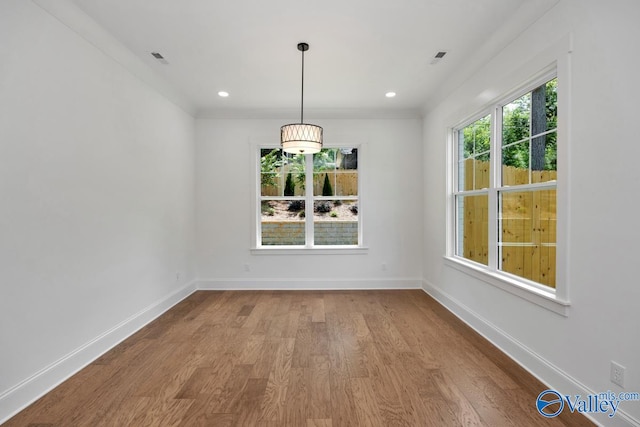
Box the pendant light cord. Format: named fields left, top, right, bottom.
left=300, top=47, right=305, bottom=124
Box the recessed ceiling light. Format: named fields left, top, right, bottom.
left=385, top=92, right=396, bottom=98
left=218, top=91, right=229, bottom=97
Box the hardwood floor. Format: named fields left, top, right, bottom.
left=6, top=290, right=592, bottom=426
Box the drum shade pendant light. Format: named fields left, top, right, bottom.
left=280, top=43, right=323, bottom=154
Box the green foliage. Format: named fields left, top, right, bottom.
left=501, top=94, right=529, bottom=169
left=288, top=154, right=306, bottom=189
left=261, top=201, right=275, bottom=216
left=322, top=173, right=333, bottom=196
left=313, top=150, right=334, bottom=171
left=461, top=115, right=491, bottom=159
left=330, top=211, right=338, bottom=218
left=284, top=173, right=295, bottom=196
left=260, top=149, right=282, bottom=188
left=543, top=78, right=558, bottom=171
left=261, top=149, right=307, bottom=192
left=501, top=78, right=557, bottom=171
left=463, top=78, right=557, bottom=172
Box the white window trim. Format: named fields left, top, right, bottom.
left=250, top=247, right=368, bottom=255
left=251, top=142, right=367, bottom=254
left=444, top=34, right=572, bottom=316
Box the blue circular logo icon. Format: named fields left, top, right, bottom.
left=536, top=390, right=564, bottom=417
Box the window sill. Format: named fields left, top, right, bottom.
left=443, top=255, right=570, bottom=316
left=251, top=246, right=369, bottom=255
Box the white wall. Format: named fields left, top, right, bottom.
left=423, top=0, right=640, bottom=424
left=0, top=1, right=196, bottom=420
left=6, top=0, right=639, bottom=424
left=196, top=118, right=423, bottom=287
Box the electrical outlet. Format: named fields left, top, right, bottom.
left=610, top=361, right=625, bottom=387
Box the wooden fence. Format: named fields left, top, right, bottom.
left=462, top=159, right=557, bottom=287
left=262, top=170, right=358, bottom=197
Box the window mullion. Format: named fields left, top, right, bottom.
left=488, top=105, right=501, bottom=271
left=305, top=154, right=314, bottom=248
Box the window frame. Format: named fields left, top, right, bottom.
left=445, top=61, right=570, bottom=316
left=251, top=143, right=367, bottom=255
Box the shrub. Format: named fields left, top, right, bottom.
left=266, top=207, right=275, bottom=216
left=330, top=211, right=338, bottom=218
left=287, top=200, right=303, bottom=212
left=333, top=200, right=342, bottom=206
left=298, top=211, right=305, bottom=218
left=261, top=201, right=273, bottom=214
left=322, top=173, right=333, bottom=196
left=350, top=204, right=358, bottom=215
left=315, top=201, right=331, bottom=213
left=284, top=172, right=295, bottom=196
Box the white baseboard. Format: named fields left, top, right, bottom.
left=0, top=281, right=197, bottom=425
left=197, top=277, right=422, bottom=291
left=422, top=279, right=640, bottom=427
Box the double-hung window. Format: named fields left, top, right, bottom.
left=258, top=147, right=360, bottom=248
left=452, top=73, right=559, bottom=292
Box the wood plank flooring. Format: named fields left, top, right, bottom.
left=5, top=290, right=592, bottom=426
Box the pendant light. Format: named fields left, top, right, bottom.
left=280, top=42, right=323, bottom=154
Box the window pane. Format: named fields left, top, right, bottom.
left=261, top=172, right=280, bottom=196
left=314, top=148, right=358, bottom=196
left=456, top=194, right=488, bottom=265
left=499, top=189, right=556, bottom=287
left=459, top=158, right=490, bottom=191
left=314, top=172, right=358, bottom=197
left=457, top=115, right=490, bottom=191
left=459, top=115, right=490, bottom=159
left=313, top=200, right=358, bottom=245
left=282, top=173, right=304, bottom=196
left=261, top=200, right=305, bottom=245
left=502, top=77, right=558, bottom=186
left=502, top=93, right=531, bottom=146
left=260, top=149, right=305, bottom=197
left=502, top=141, right=529, bottom=186
left=313, top=148, right=337, bottom=196
left=532, top=132, right=557, bottom=184
left=260, top=148, right=282, bottom=196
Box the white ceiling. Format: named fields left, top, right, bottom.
left=65, top=0, right=558, bottom=117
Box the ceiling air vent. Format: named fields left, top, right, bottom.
left=151, top=52, right=169, bottom=64
left=430, top=51, right=448, bottom=65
